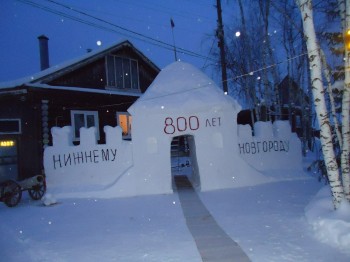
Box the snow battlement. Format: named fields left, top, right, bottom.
left=238, top=120, right=297, bottom=140
left=237, top=120, right=302, bottom=171
left=44, top=126, right=133, bottom=192
left=51, top=125, right=124, bottom=147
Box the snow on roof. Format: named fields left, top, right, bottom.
left=0, top=44, right=111, bottom=89
left=129, top=61, right=240, bottom=114
left=25, top=83, right=142, bottom=97
left=0, top=39, right=159, bottom=90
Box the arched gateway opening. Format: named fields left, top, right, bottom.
left=171, top=135, right=200, bottom=190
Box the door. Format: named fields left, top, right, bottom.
left=171, top=135, right=200, bottom=189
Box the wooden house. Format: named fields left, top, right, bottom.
left=237, top=76, right=312, bottom=150
left=278, top=76, right=311, bottom=138
left=238, top=76, right=310, bottom=131
left=0, top=37, right=160, bottom=182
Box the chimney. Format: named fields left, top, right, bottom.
left=38, top=35, right=50, bottom=71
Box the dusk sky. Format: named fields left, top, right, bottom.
left=0, top=0, right=236, bottom=83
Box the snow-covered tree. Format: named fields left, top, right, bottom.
left=296, top=0, right=345, bottom=208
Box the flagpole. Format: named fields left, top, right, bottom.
left=170, top=18, right=178, bottom=61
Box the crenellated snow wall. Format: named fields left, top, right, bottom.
left=238, top=120, right=302, bottom=171
left=43, top=126, right=133, bottom=194
left=43, top=120, right=302, bottom=197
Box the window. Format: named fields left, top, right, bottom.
left=106, top=56, right=140, bottom=91
left=0, top=119, right=21, bottom=134
left=70, top=111, right=99, bottom=141
left=116, top=112, right=132, bottom=139
left=295, top=115, right=302, bottom=128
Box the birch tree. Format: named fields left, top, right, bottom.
left=338, top=0, right=350, bottom=201
left=296, top=0, right=345, bottom=208
left=320, top=49, right=343, bottom=147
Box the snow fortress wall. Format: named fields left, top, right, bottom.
left=43, top=126, right=133, bottom=193
left=238, top=120, right=302, bottom=171
left=43, top=120, right=301, bottom=197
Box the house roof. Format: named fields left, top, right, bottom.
left=278, top=75, right=310, bottom=104
left=0, top=40, right=159, bottom=96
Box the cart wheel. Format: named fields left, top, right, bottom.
left=4, top=180, right=22, bottom=207
left=28, top=183, right=46, bottom=200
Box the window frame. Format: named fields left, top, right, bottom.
left=105, top=55, right=140, bottom=91
left=70, top=110, right=100, bottom=141
left=0, top=119, right=21, bottom=134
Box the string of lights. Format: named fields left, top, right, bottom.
left=63, top=51, right=310, bottom=111
left=226, top=51, right=309, bottom=82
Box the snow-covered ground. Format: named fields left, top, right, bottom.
left=1, top=162, right=349, bottom=261
left=201, top=179, right=350, bottom=261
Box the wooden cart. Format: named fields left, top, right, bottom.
left=0, top=175, right=46, bottom=207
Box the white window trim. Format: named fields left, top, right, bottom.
left=105, top=56, right=140, bottom=91
left=70, top=110, right=100, bottom=141
left=116, top=112, right=132, bottom=139
left=0, top=119, right=21, bottom=134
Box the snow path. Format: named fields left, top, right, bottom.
left=177, top=178, right=250, bottom=261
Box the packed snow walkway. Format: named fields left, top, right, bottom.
left=175, top=175, right=251, bottom=261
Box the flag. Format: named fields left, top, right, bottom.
left=170, top=18, right=175, bottom=28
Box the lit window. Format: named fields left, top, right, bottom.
left=106, top=56, right=140, bottom=91
left=70, top=110, right=99, bottom=141
left=116, top=112, right=132, bottom=139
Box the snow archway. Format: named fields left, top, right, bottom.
left=170, top=135, right=200, bottom=190
left=124, top=61, right=267, bottom=195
